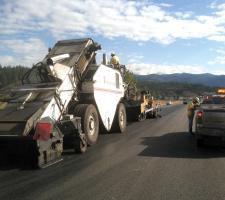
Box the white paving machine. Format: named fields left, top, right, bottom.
left=0, top=38, right=127, bottom=168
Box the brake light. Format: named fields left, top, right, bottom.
left=196, top=111, right=203, bottom=118
left=34, top=122, right=53, bottom=141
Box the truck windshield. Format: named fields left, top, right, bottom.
left=202, top=96, right=225, bottom=104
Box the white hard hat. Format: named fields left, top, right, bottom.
left=193, top=97, right=200, bottom=103
left=111, top=52, right=115, bottom=56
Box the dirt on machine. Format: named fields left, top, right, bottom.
left=0, top=38, right=160, bottom=168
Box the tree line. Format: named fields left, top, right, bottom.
left=0, top=65, right=29, bottom=89
left=0, top=65, right=138, bottom=89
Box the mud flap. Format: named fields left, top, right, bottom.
left=37, top=139, right=63, bottom=168
left=33, top=117, right=64, bottom=168
left=58, top=117, right=87, bottom=153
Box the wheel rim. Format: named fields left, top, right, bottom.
left=138, top=114, right=142, bottom=121
left=119, top=110, right=125, bottom=127
left=88, top=114, right=95, bottom=136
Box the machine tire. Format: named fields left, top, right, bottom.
left=112, top=103, right=127, bottom=133
left=74, top=104, right=99, bottom=146
left=152, top=110, right=157, bottom=118
left=197, top=138, right=204, bottom=147
left=138, top=112, right=146, bottom=121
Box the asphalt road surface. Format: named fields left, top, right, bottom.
left=1, top=104, right=225, bottom=200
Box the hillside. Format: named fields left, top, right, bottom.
left=135, top=73, right=225, bottom=87
left=137, top=80, right=215, bottom=99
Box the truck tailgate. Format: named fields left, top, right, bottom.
left=202, top=107, right=225, bottom=129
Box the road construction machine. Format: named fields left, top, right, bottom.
left=125, top=88, right=160, bottom=121
left=0, top=38, right=127, bottom=168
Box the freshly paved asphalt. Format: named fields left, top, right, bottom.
left=1, top=104, right=225, bottom=200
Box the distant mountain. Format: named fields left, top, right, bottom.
left=135, top=73, right=225, bottom=87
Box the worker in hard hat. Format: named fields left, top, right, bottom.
left=110, top=52, right=120, bottom=69
left=187, top=97, right=200, bottom=134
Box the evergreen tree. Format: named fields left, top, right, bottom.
left=0, top=65, right=29, bottom=89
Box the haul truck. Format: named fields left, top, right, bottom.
left=0, top=38, right=127, bottom=168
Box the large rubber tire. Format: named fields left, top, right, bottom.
left=112, top=103, right=127, bottom=133
left=197, top=138, right=204, bottom=148
left=74, top=104, right=99, bottom=146
left=138, top=112, right=146, bottom=122
left=152, top=110, right=157, bottom=118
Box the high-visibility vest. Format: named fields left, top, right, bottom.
left=110, top=55, right=120, bottom=67
left=187, top=102, right=198, bottom=118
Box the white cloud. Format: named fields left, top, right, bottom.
left=127, top=62, right=210, bottom=75
left=208, top=47, right=225, bottom=65
left=0, top=38, right=48, bottom=66
left=174, top=11, right=193, bottom=19
left=1, top=0, right=225, bottom=44
left=208, top=35, right=225, bottom=42
left=2, top=0, right=225, bottom=72
left=158, top=3, right=173, bottom=8
left=127, top=54, right=144, bottom=63
left=0, top=56, right=15, bottom=66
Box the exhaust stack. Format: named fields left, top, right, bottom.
left=102, top=53, right=107, bottom=65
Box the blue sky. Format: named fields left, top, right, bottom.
left=1, top=0, right=225, bottom=75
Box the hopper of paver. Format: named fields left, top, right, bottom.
left=46, top=38, right=100, bottom=76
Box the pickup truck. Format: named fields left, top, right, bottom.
left=194, top=94, right=225, bottom=146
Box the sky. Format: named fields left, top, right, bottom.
left=1, top=0, right=225, bottom=75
